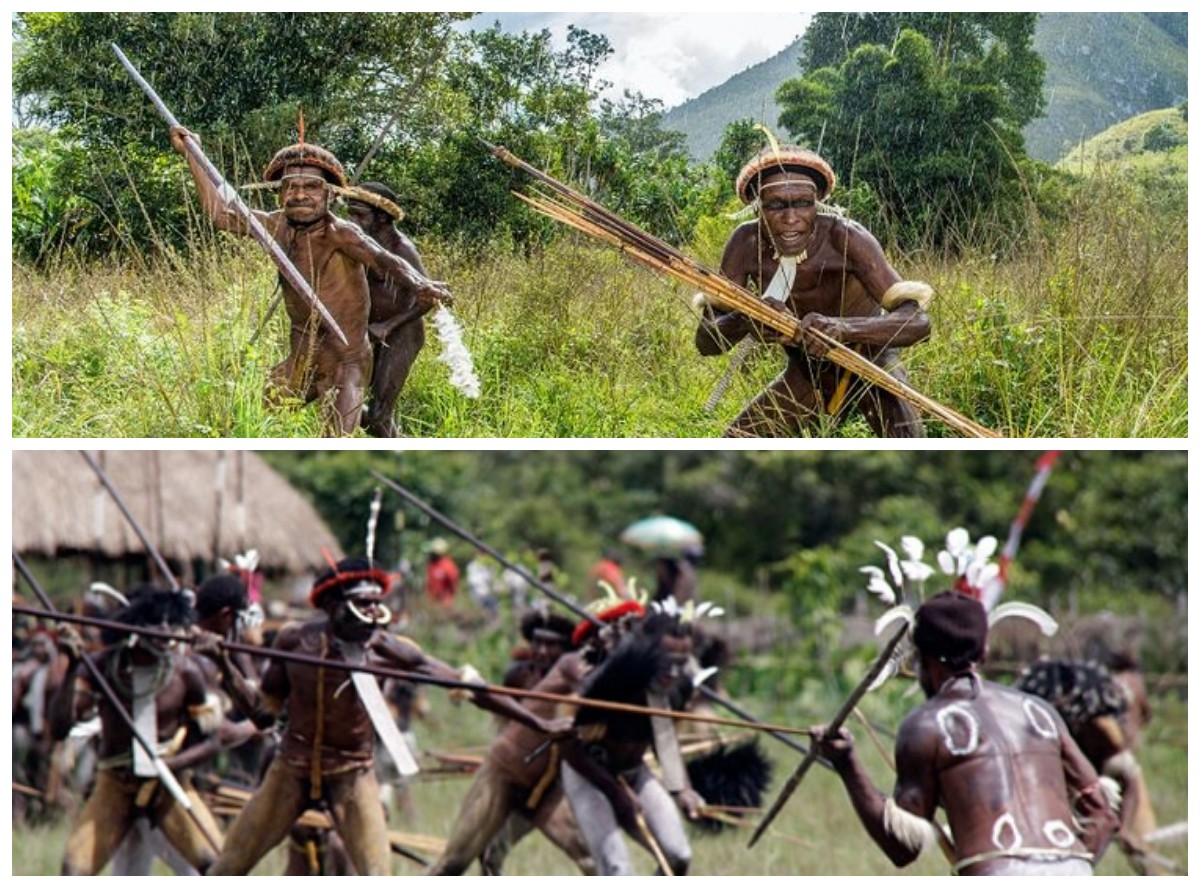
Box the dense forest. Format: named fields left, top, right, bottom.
left=260, top=449, right=1186, bottom=622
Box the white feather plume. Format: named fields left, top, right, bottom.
left=431, top=306, right=481, bottom=398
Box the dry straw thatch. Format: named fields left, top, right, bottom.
left=12, top=451, right=342, bottom=575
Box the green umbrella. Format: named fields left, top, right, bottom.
left=620, top=516, right=704, bottom=556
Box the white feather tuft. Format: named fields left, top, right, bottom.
left=899, top=536, right=925, bottom=562
left=874, top=605, right=914, bottom=638
left=988, top=602, right=1058, bottom=636
left=431, top=306, right=481, bottom=398
left=875, top=541, right=904, bottom=587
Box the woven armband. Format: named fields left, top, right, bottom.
left=882, top=797, right=938, bottom=853
left=1078, top=778, right=1122, bottom=815
left=693, top=291, right=737, bottom=312
left=881, top=280, right=934, bottom=311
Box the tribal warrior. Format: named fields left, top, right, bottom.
left=171, top=130, right=452, bottom=435
left=50, top=589, right=224, bottom=875
left=696, top=145, right=931, bottom=437
left=813, top=591, right=1119, bottom=875
left=345, top=182, right=436, bottom=438
left=209, top=558, right=567, bottom=875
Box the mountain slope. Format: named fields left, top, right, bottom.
left=1026, top=13, right=1187, bottom=161
left=661, top=40, right=802, bottom=161
left=662, top=13, right=1187, bottom=164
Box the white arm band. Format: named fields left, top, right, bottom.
left=883, top=796, right=939, bottom=853
left=881, top=280, right=934, bottom=311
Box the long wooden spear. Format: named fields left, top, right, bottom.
left=11, top=602, right=815, bottom=740
left=111, top=43, right=348, bottom=347
left=12, top=554, right=222, bottom=854
left=486, top=142, right=999, bottom=438
left=371, top=470, right=826, bottom=764
left=81, top=450, right=180, bottom=590
left=370, top=470, right=598, bottom=626
left=747, top=623, right=909, bottom=847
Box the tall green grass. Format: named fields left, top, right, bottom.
left=12, top=167, right=1186, bottom=437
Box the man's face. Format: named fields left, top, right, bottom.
left=280, top=165, right=331, bottom=225
left=329, top=591, right=389, bottom=643
left=659, top=632, right=693, bottom=686
left=347, top=200, right=383, bottom=237
left=531, top=634, right=566, bottom=668
left=758, top=173, right=819, bottom=257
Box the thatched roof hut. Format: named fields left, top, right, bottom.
left=13, top=451, right=343, bottom=576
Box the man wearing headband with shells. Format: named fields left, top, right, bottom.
left=696, top=145, right=931, bottom=437
left=170, top=130, right=452, bottom=435
left=812, top=591, right=1118, bottom=875
left=210, top=557, right=569, bottom=875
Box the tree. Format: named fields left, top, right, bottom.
left=712, top=119, right=770, bottom=199
left=12, top=12, right=468, bottom=257
left=778, top=12, right=1046, bottom=249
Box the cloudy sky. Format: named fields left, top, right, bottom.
left=464, top=12, right=812, bottom=109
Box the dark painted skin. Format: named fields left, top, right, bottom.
left=346, top=199, right=434, bottom=438
left=170, top=128, right=450, bottom=435
left=696, top=172, right=931, bottom=437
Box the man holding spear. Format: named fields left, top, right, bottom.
left=208, top=557, right=570, bottom=876
left=112, top=45, right=451, bottom=436
left=696, top=144, right=932, bottom=437
left=811, top=591, right=1119, bottom=875
left=169, top=127, right=452, bottom=436
left=49, top=587, right=225, bottom=875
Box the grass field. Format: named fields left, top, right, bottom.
left=11, top=157, right=1187, bottom=438
left=10, top=652, right=1188, bottom=876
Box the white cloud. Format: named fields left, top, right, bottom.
left=465, top=12, right=810, bottom=109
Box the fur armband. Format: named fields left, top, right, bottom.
left=692, top=291, right=737, bottom=313
left=882, top=797, right=938, bottom=853
left=1097, top=776, right=1124, bottom=813
left=450, top=663, right=485, bottom=705
left=1102, top=750, right=1141, bottom=784
left=188, top=692, right=224, bottom=736
left=880, top=280, right=934, bottom=311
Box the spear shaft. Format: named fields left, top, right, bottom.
left=748, top=623, right=909, bottom=847
left=12, top=554, right=222, bottom=854
left=370, top=470, right=598, bottom=626
left=81, top=450, right=180, bottom=591
left=111, top=43, right=348, bottom=346
left=371, top=470, right=827, bottom=764
left=11, top=603, right=814, bottom=740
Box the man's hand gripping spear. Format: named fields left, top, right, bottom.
left=111, top=43, right=348, bottom=347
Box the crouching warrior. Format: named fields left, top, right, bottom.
left=50, top=588, right=224, bottom=875
left=696, top=145, right=932, bottom=437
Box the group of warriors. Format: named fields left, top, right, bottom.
left=171, top=118, right=934, bottom=438
left=13, top=554, right=1173, bottom=876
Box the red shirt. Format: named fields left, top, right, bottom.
left=426, top=555, right=460, bottom=605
